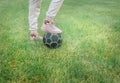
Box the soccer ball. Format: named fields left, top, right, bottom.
left=43, top=32, right=62, bottom=48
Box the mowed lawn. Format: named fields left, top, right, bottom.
left=0, top=0, right=120, bottom=83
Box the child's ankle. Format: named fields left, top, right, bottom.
left=44, top=17, right=54, bottom=24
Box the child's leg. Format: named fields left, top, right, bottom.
left=46, top=0, right=64, bottom=19
left=29, top=0, right=42, bottom=40
left=29, top=0, right=42, bottom=31
left=41, top=0, right=64, bottom=33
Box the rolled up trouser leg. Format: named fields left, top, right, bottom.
left=46, top=0, right=64, bottom=19
left=29, top=0, right=42, bottom=31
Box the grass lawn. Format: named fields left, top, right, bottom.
left=0, top=0, right=120, bottom=83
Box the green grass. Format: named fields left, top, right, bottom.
left=0, top=0, right=120, bottom=83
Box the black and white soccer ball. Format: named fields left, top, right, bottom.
left=43, top=32, right=62, bottom=48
